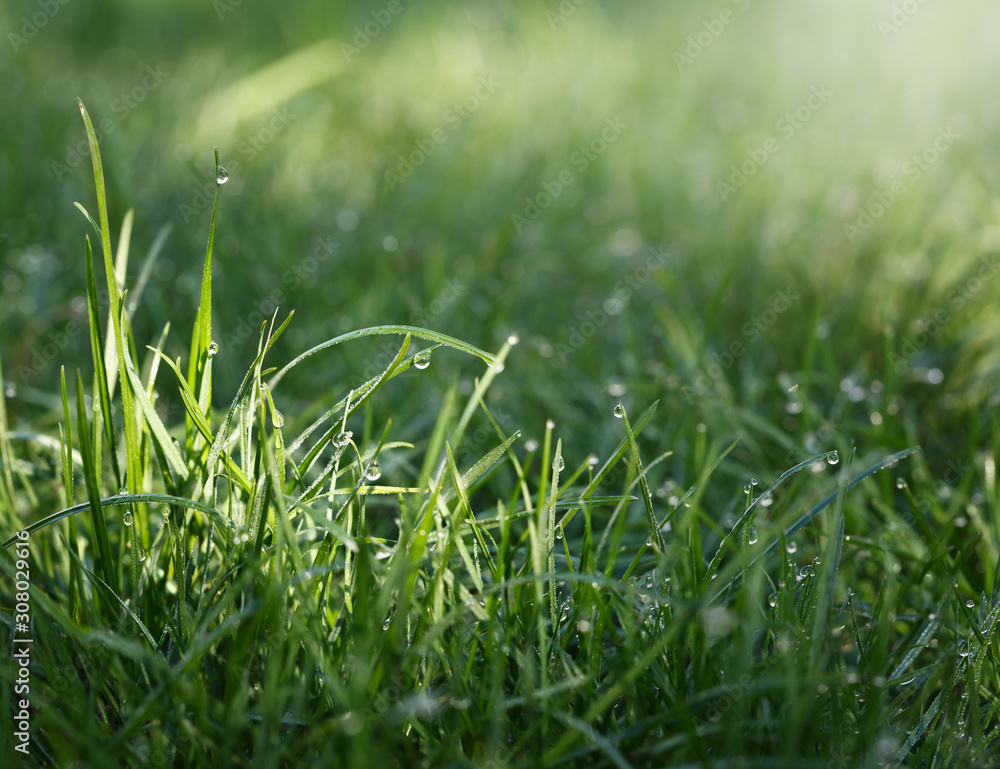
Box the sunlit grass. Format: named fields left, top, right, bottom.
left=2, top=98, right=1000, bottom=767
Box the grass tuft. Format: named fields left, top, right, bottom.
left=1, top=102, right=998, bottom=768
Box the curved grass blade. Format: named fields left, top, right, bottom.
left=266, top=325, right=497, bottom=390
left=705, top=450, right=841, bottom=582
left=1, top=492, right=236, bottom=550
left=710, top=446, right=920, bottom=603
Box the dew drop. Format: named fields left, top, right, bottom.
left=524, top=439, right=539, bottom=452
left=207, top=341, right=219, bottom=357
left=896, top=477, right=907, bottom=489
left=333, top=430, right=353, bottom=448
left=491, top=362, right=505, bottom=374
left=768, top=592, right=778, bottom=608
left=826, top=451, right=840, bottom=465
left=123, top=511, right=133, bottom=527
left=119, top=487, right=128, bottom=495
left=555, top=527, right=564, bottom=541
left=413, top=351, right=431, bottom=370
left=139, top=548, right=147, bottom=563
left=507, top=332, right=520, bottom=346
left=787, top=541, right=798, bottom=554
left=967, top=599, right=975, bottom=609
left=365, top=460, right=382, bottom=482
left=613, top=403, right=624, bottom=419
left=645, top=538, right=653, bottom=548
left=546, top=419, right=556, bottom=430
left=553, top=456, right=565, bottom=472
left=217, top=166, right=229, bottom=185
left=4, top=382, right=16, bottom=398
left=272, top=410, right=284, bottom=428
left=587, top=454, right=599, bottom=467
left=748, top=526, right=758, bottom=545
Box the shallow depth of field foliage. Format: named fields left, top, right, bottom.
left=3, top=0, right=1000, bottom=766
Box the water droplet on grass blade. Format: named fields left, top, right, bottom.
left=896, top=477, right=907, bottom=489
left=507, top=332, right=519, bottom=345
left=333, top=430, right=353, bottom=448
left=587, top=454, right=599, bottom=467
left=273, top=410, right=284, bottom=428
left=967, top=599, right=975, bottom=609
left=413, top=351, right=431, bottom=370
left=826, top=451, right=839, bottom=465
left=207, top=341, right=219, bottom=357
left=613, top=403, right=624, bottom=418
left=4, top=382, right=16, bottom=398
left=553, top=456, right=565, bottom=472
left=787, top=541, right=798, bottom=554
left=123, top=511, right=133, bottom=526
left=217, top=166, right=229, bottom=184
left=365, top=460, right=382, bottom=481
left=748, top=526, right=758, bottom=545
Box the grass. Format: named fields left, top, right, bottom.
left=3, top=2, right=1000, bottom=766
left=2, top=95, right=1000, bottom=768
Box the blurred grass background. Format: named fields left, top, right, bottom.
left=2, top=0, right=1000, bottom=491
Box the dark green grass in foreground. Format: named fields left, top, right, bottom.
left=2, top=104, right=1000, bottom=768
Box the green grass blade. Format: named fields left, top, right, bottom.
left=84, top=236, right=122, bottom=487
left=0, top=350, right=17, bottom=515
left=266, top=325, right=498, bottom=391
left=75, top=369, right=118, bottom=596
left=78, top=100, right=142, bottom=495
